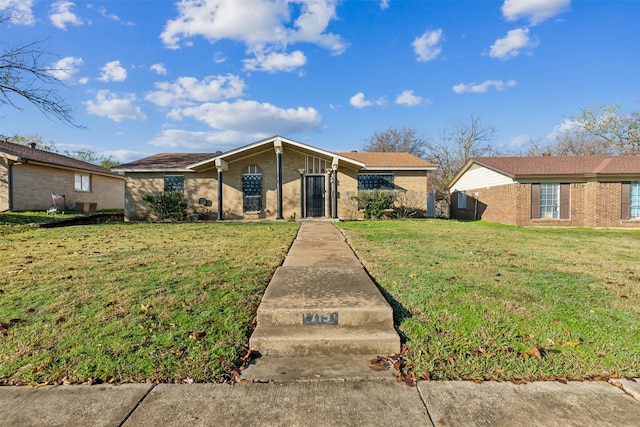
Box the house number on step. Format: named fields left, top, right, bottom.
left=303, top=312, right=338, bottom=325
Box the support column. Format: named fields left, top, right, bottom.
left=298, top=169, right=305, bottom=218
left=214, top=158, right=227, bottom=221
left=216, top=166, right=223, bottom=221
left=332, top=158, right=339, bottom=219
left=275, top=142, right=284, bottom=220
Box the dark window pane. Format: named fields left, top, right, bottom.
left=358, top=174, right=394, bottom=191
left=164, top=175, right=184, bottom=193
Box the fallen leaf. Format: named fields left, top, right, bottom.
left=527, top=346, right=543, bottom=361
left=564, top=341, right=580, bottom=347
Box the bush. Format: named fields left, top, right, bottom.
left=141, top=191, right=188, bottom=221
left=357, top=190, right=395, bottom=219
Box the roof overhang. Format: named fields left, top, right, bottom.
left=188, top=135, right=365, bottom=171
left=363, top=166, right=437, bottom=172
left=13, top=159, right=125, bottom=179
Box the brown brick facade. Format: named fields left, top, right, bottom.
left=452, top=180, right=640, bottom=228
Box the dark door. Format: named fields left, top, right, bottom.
left=306, top=176, right=325, bottom=217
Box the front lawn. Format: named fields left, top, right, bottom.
left=0, top=221, right=299, bottom=384
left=337, top=220, right=640, bottom=381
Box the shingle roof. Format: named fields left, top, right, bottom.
left=472, top=155, right=640, bottom=178
left=114, top=152, right=220, bottom=170
left=336, top=151, right=436, bottom=168
left=0, top=139, right=119, bottom=175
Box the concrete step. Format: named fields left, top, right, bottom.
left=249, top=324, right=400, bottom=357
left=255, top=266, right=394, bottom=327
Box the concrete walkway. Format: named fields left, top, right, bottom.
left=1, top=221, right=639, bottom=426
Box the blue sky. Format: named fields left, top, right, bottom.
left=1, top=0, right=639, bottom=163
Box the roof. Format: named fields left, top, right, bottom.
left=114, top=152, right=220, bottom=171
left=336, top=151, right=437, bottom=170
left=450, top=155, right=640, bottom=188
left=0, top=139, right=120, bottom=176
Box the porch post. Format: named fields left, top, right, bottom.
left=215, top=158, right=227, bottom=221
left=275, top=140, right=284, bottom=220
left=332, top=158, right=339, bottom=219
left=298, top=169, right=305, bottom=218
left=216, top=166, right=223, bottom=221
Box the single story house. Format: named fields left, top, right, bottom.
left=0, top=139, right=125, bottom=212
left=113, top=136, right=437, bottom=221
left=448, top=155, right=640, bottom=228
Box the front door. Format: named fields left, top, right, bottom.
left=306, top=176, right=325, bottom=217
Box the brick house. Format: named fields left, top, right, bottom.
left=448, top=155, right=640, bottom=228
left=113, top=136, right=436, bottom=221
left=0, top=139, right=124, bottom=212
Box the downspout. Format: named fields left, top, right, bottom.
left=474, top=192, right=478, bottom=220
left=8, top=161, right=14, bottom=211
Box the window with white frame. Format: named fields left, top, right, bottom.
left=457, top=191, right=467, bottom=209
left=306, top=155, right=329, bottom=174
left=631, top=182, right=640, bottom=219
left=540, top=183, right=559, bottom=219
left=74, top=173, right=91, bottom=192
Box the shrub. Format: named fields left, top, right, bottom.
left=357, top=190, right=395, bottom=219
left=141, top=191, right=188, bottom=221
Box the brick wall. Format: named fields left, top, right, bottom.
left=10, top=163, right=124, bottom=211
left=451, top=180, right=640, bottom=228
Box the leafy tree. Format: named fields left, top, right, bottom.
left=364, top=127, right=427, bottom=157
left=425, top=115, right=499, bottom=193
left=0, top=11, right=80, bottom=127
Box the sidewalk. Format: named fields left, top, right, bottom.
left=1, top=221, right=638, bottom=426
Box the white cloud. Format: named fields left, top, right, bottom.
left=412, top=29, right=444, bottom=62
left=452, top=80, right=517, bottom=94
left=1, top=0, right=35, bottom=25
left=502, top=0, right=571, bottom=25
left=214, top=52, right=227, bottom=64
left=150, top=63, right=168, bottom=75
left=84, top=90, right=147, bottom=122
left=349, top=92, right=385, bottom=109
left=47, top=56, right=83, bottom=81
left=147, top=129, right=263, bottom=151
left=145, top=74, right=246, bottom=107
left=160, top=0, right=346, bottom=73
left=167, top=100, right=322, bottom=135
left=490, top=28, right=538, bottom=60
left=380, top=0, right=390, bottom=10
left=98, top=60, right=127, bottom=82
left=546, top=119, right=581, bottom=140
left=244, top=50, right=307, bottom=73
left=101, top=149, right=152, bottom=164
left=395, top=90, right=423, bottom=106
left=508, top=134, right=532, bottom=147
left=49, top=1, right=84, bottom=30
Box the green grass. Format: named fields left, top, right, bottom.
left=0, top=210, right=123, bottom=236
left=337, top=220, right=640, bottom=381
left=0, top=221, right=299, bottom=385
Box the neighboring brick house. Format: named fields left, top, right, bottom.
left=448, top=155, right=640, bottom=228
left=113, top=136, right=436, bottom=221
left=0, top=139, right=124, bottom=212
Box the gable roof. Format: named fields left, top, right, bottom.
left=114, top=152, right=221, bottom=172
left=336, top=151, right=437, bottom=170
left=450, top=155, right=640, bottom=188
left=0, top=139, right=120, bottom=176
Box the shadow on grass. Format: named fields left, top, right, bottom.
left=365, top=270, right=413, bottom=345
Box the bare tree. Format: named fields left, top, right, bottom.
left=0, top=12, right=80, bottom=127
left=551, top=104, right=639, bottom=156
left=426, top=115, right=498, bottom=192
left=364, top=127, right=427, bottom=157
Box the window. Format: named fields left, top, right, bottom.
left=306, top=155, right=329, bottom=175
left=531, top=183, right=570, bottom=219
left=242, top=166, right=262, bottom=212
left=457, top=191, right=467, bottom=209
left=164, top=174, right=184, bottom=193
left=74, top=173, right=91, bottom=192
left=540, top=183, right=559, bottom=218
left=357, top=174, right=394, bottom=191
left=632, top=182, right=640, bottom=219
left=623, top=181, right=640, bottom=219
